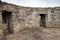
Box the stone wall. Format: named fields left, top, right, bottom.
left=0, top=1, right=4, bottom=40
left=51, top=7, right=60, bottom=27
left=1, top=1, right=60, bottom=31
left=0, top=1, right=60, bottom=40
left=2, top=2, right=41, bottom=33
left=1, top=2, right=60, bottom=32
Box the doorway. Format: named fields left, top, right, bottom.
left=2, top=10, right=13, bottom=35
left=39, top=14, right=46, bottom=28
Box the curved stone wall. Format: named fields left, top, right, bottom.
left=0, top=1, right=60, bottom=40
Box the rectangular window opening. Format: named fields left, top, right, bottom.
left=39, top=14, right=46, bottom=28
left=2, top=10, right=13, bottom=35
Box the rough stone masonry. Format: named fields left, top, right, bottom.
left=0, top=0, right=60, bottom=40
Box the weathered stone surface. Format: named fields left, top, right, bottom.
left=0, top=1, right=60, bottom=40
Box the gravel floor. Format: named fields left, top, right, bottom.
left=5, top=28, right=60, bottom=40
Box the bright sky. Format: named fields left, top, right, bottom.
left=1, top=0, right=60, bottom=7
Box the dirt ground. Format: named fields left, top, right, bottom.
left=5, top=27, right=60, bottom=40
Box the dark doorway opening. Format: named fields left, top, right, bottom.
left=39, top=14, right=46, bottom=28
left=2, top=10, right=13, bottom=35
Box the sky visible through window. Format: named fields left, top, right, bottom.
left=1, top=0, right=60, bottom=7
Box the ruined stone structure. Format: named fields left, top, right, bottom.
left=0, top=0, right=60, bottom=40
